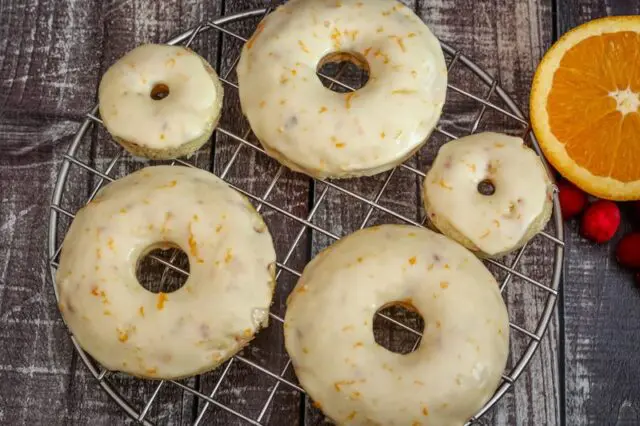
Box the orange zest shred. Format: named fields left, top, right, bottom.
left=117, top=329, right=128, bottom=343
left=188, top=226, right=198, bottom=257
left=438, top=179, right=452, bottom=190
left=157, top=292, right=168, bottom=310
left=389, top=35, right=406, bottom=52
left=224, top=248, right=233, bottom=263
left=345, top=92, right=357, bottom=109
left=334, top=380, right=356, bottom=391
left=246, top=22, right=265, bottom=50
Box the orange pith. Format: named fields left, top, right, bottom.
left=547, top=31, right=640, bottom=182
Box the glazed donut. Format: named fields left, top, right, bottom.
left=237, top=0, right=447, bottom=179
left=423, top=132, right=554, bottom=258
left=98, top=44, right=223, bottom=160
left=55, top=166, right=276, bottom=379
left=284, top=225, right=509, bottom=426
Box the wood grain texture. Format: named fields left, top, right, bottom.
left=200, top=1, right=306, bottom=424
left=556, top=1, right=640, bottom=425
left=0, top=0, right=124, bottom=424
left=1, top=1, right=223, bottom=425
left=1, top=0, right=638, bottom=425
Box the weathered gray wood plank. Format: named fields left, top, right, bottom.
left=0, top=0, right=223, bottom=425
left=86, top=1, right=227, bottom=424
left=557, top=1, right=640, bottom=425
left=199, top=1, right=307, bottom=425
left=3, top=0, right=639, bottom=425
left=0, top=0, right=123, bottom=424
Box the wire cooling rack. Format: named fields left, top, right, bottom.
left=48, top=7, right=565, bottom=426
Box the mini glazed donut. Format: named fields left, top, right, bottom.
left=237, top=0, right=447, bottom=179
left=99, top=44, right=223, bottom=160
left=55, top=166, right=276, bottom=379
left=284, top=225, right=509, bottom=426
left=423, top=132, right=554, bottom=258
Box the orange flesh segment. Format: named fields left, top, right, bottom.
left=546, top=31, right=640, bottom=182
left=614, top=113, right=640, bottom=181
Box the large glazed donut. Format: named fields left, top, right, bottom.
left=423, top=132, right=554, bottom=258
left=237, top=0, right=447, bottom=179
left=56, top=166, right=276, bottom=379
left=284, top=225, right=509, bottom=426
left=99, top=44, right=224, bottom=160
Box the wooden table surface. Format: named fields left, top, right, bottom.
left=1, top=0, right=640, bottom=425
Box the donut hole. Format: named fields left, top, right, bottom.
left=136, top=245, right=189, bottom=293
left=316, top=51, right=370, bottom=92
left=150, top=83, right=170, bottom=100
left=477, top=179, right=496, bottom=196
left=373, top=302, right=425, bottom=354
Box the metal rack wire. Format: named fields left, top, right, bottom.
left=48, top=8, right=564, bottom=425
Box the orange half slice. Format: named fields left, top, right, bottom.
left=530, top=16, right=640, bottom=200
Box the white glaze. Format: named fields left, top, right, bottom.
left=99, top=44, right=221, bottom=152
left=423, top=132, right=553, bottom=256
left=237, top=0, right=448, bottom=178
left=56, top=166, right=276, bottom=379
left=284, top=225, right=509, bottom=426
